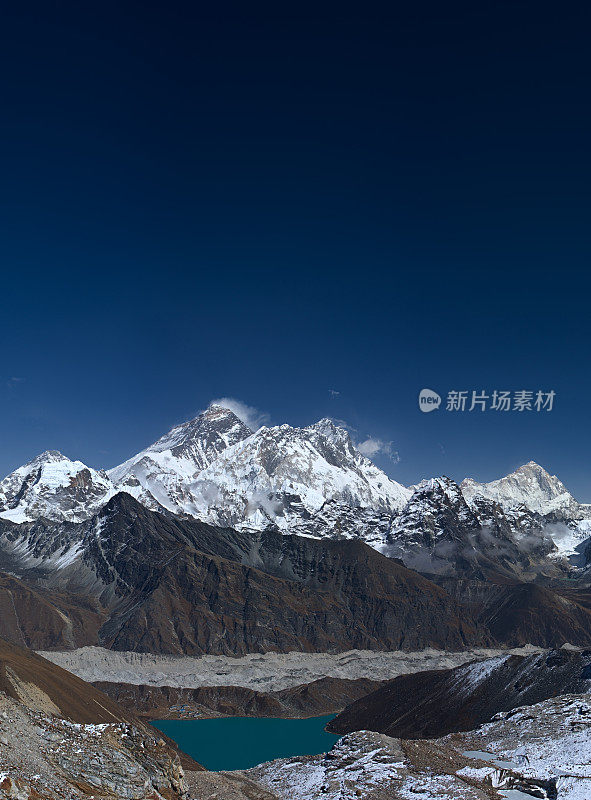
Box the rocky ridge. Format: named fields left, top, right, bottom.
left=328, top=647, right=591, bottom=738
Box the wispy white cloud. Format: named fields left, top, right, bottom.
left=356, top=437, right=400, bottom=463
left=209, top=397, right=270, bottom=431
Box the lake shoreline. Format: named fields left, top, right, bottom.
left=151, top=715, right=340, bottom=771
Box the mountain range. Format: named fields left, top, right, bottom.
left=1, top=404, right=590, bottom=580
left=1, top=404, right=591, bottom=797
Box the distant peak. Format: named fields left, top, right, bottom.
left=316, top=417, right=340, bottom=427
left=518, top=461, right=548, bottom=472
left=31, top=450, right=70, bottom=464
left=100, top=490, right=148, bottom=516
left=203, top=403, right=253, bottom=430
left=205, top=403, right=234, bottom=414
left=310, top=418, right=348, bottom=435
left=414, top=476, right=463, bottom=496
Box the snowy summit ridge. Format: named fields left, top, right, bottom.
left=0, top=405, right=590, bottom=573
left=461, top=461, right=580, bottom=516
left=0, top=450, right=116, bottom=523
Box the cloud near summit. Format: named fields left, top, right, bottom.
left=357, top=437, right=399, bottom=462
left=209, top=398, right=270, bottom=432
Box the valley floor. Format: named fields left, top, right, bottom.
left=2, top=644, right=590, bottom=800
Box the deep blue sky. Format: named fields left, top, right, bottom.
left=1, top=3, right=590, bottom=498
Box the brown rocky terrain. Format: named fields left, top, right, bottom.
left=94, top=676, right=386, bottom=720
left=0, top=635, right=136, bottom=724
left=0, top=636, right=202, bottom=789
left=328, top=647, right=591, bottom=739
left=0, top=572, right=103, bottom=650
left=3, top=494, right=591, bottom=659
left=441, top=576, right=591, bottom=647
left=0, top=494, right=483, bottom=654
left=0, top=693, right=189, bottom=800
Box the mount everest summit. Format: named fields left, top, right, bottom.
left=0, top=405, right=412, bottom=528
left=0, top=403, right=590, bottom=578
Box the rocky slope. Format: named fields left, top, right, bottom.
left=328, top=647, right=591, bottom=738
left=0, top=493, right=479, bottom=654
left=0, top=635, right=140, bottom=723
left=250, top=693, right=591, bottom=799
left=0, top=571, right=103, bottom=650
left=0, top=695, right=189, bottom=800
left=0, top=636, right=201, bottom=800
left=442, top=578, right=591, bottom=648
left=94, top=677, right=386, bottom=721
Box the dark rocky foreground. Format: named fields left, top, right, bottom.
left=0, top=636, right=202, bottom=799
left=328, top=646, right=591, bottom=738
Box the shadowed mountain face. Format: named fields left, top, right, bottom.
left=1, top=493, right=591, bottom=654
left=0, top=493, right=480, bottom=654
left=439, top=577, right=591, bottom=649
left=328, top=648, right=591, bottom=739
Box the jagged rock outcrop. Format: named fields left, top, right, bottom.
left=384, top=477, right=559, bottom=579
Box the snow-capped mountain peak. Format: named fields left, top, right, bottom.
left=187, top=418, right=411, bottom=530
left=107, top=405, right=253, bottom=513
left=461, top=461, right=577, bottom=515
left=0, top=450, right=115, bottom=523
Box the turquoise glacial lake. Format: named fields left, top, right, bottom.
left=152, top=714, right=340, bottom=770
